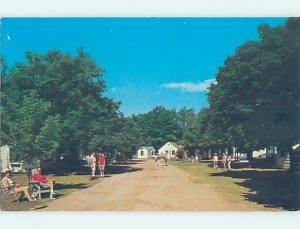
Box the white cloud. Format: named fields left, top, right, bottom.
left=161, top=78, right=216, bottom=93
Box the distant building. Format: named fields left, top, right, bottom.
left=137, top=146, right=155, bottom=159
left=158, top=142, right=180, bottom=159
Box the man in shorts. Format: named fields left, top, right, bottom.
left=89, top=152, right=97, bottom=180
left=98, top=153, right=106, bottom=178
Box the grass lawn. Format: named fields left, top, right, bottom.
left=173, top=161, right=300, bottom=211
left=1, top=173, right=96, bottom=211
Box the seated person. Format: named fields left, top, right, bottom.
left=1, top=169, right=34, bottom=201
left=32, top=168, right=56, bottom=198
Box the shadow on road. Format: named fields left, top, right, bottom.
left=210, top=170, right=300, bottom=211
left=55, top=183, right=90, bottom=191
left=126, top=160, right=146, bottom=165
left=106, top=164, right=143, bottom=175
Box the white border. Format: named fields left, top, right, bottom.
left=0, top=0, right=300, bottom=17
left=1, top=212, right=300, bottom=228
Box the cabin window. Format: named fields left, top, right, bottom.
left=141, top=150, right=144, bottom=156
left=172, top=150, right=175, bottom=155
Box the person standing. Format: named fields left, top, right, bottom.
left=195, top=155, right=199, bottom=163
left=191, top=156, right=195, bottom=164
left=222, top=153, right=228, bottom=170
left=89, top=152, right=97, bottom=180
left=227, top=154, right=232, bottom=170
left=213, top=153, right=218, bottom=170
left=98, top=153, right=106, bottom=178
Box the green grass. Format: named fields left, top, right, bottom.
left=172, top=162, right=250, bottom=203
left=1, top=173, right=95, bottom=211
left=172, top=161, right=300, bottom=211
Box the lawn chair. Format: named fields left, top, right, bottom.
left=0, top=180, right=19, bottom=203
left=30, top=169, right=52, bottom=199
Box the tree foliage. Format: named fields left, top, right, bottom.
left=204, top=18, right=300, bottom=155
left=1, top=49, right=123, bottom=161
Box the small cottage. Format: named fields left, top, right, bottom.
left=158, top=142, right=180, bottom=159
left=137, top=146, right=155, bottom=159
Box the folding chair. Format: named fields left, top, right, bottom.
left=0, top=181, right=19, bottom=203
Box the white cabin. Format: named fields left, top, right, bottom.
left=158, top=142, right=180, bottom=159
left=137, top=146, right=155, bottom=159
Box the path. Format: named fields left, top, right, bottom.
left=41, top=160, right=273, bottom=211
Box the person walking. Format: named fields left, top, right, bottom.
left=89, top=152, right=97, bottom=180
left=163, top=151, right=168, bottom=166
left=98, top=153, right=106, bottom=178
left=227, top=154, right=232, bottom=170
left=213, top=153, right=218, bottom=170
left=154, top=154, right=159, bottom=167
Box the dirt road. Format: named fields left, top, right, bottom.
left=41, top=160, right=271, bottom=211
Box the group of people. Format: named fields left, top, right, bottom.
left=88, top=152, right=106, bottom=179
left=188, top=155, right=202, bottom=164
left=1, top=167, right=56, bottom=202
left=154, top=152, right=168, bottom=166
left=213, top=153, right=232, bottom=170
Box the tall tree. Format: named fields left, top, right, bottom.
left=207, top=18, right=300, bottom=158
left=1, top=49, right=124, bottom=160
left=134, top=106, right=181, bottom=149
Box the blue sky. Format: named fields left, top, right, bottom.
left=1, top=18, right=286, bottom=115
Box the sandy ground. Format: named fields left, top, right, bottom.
left=40, top=160, right=273, bottom=211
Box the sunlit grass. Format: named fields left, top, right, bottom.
left=172, top=162, right=250, bottom=202
left=172, top=161, right=299, bottom=210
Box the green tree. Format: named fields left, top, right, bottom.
left=134, top=106, right=181, bottom=149
left=8, top=90, right=61, bottom=162
left=2, top=49, right=124, bottom=161
left=207, top=18, right=300, bottom=159
left=176, top=107, right=197, bottom=151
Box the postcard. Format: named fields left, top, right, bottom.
left=1, top=17, right=299, bottom=212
